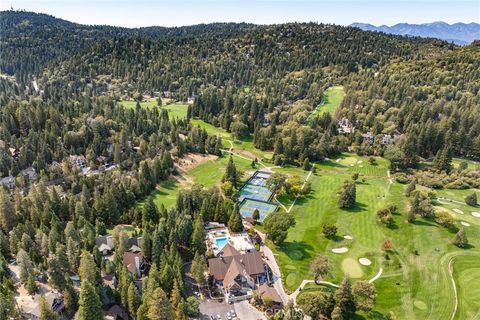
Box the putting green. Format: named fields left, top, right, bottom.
left=286, top=273, right=297, bottom=288
left=414, top=300, right=427, bottom=310
left=341, top=258, right=364, bottom=278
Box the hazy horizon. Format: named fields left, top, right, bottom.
left=1, top=0, right=478, bottom=28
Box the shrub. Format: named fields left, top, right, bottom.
left=465, top=193, right=477, bottom=207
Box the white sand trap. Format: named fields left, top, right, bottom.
left=336, top=159, right=341, bottom=163
left=472, top=212, right=480, bottom=218
left=349, top=164, right=354, bottom=167
left=359, top=165, right=364, bottom=167
left=357, top=160, right=363, bottom=164
left=461, top=221, right=471, bottom=227
left=344, top=235, right=353, bottom=240
left=332, top=247, right=349, bottom=254
left=453, top=208, right=464, bottom=214
left=359, top=258, right=372, bottom=266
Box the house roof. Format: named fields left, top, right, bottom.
left=208, top=251, right=265, bottom=281
left=219, top=243, right=240, bottom=257
left=123, top=252, right=144, bottom=274
left=257, top=283, right=283, bottom=304
left=95, top=235, right=113, bottom=248
left=106, top=304, right=129, bottom=320
left=223, top=257, right=247, bottom=289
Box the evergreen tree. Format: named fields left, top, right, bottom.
left=333, top=276, right=356, bottom=319
left=39, top=296, right=59, bottom=320
left=222, top=156, right=238, bottom=188
left=78, top=281, right=103, bottom=320
left=338, top=180, right=356, bottom=209
left=191, top=214, right=206, bottom=254
left=147, top=288, right=175, bottom=320
left=405, top=179, right=416, bottom=197
left=128, top=281, right=141, bottom=318
left=228, top=204, right=243, bottom=233
left=453, top=227, right=468, bottom=248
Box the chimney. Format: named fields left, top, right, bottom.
left=135, top=256, right=141, bottom=274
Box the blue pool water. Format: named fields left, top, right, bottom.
left=215, top=237, right=228, bottom=250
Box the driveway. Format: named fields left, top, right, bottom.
left=199, top=298, right=231, bottom=320
left=234, top=300, right=265, bottom=320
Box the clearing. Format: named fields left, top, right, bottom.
left=307, top=86, right=345, bottom=123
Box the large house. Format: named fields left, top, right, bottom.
left=96, top=235, right=114, bottom=255
left=208, top=244, right=268, bottom=302
left=123, top=252, right=147, bottom=277
left=19, top=291, right=64, bottom=320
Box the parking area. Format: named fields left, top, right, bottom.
left=199, top=298, right=266, bottom=320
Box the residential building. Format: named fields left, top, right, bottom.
left=123, top=252, right=147, bottom=277
left=20, top=167, right=38, bottom=182
left=361, top=132, right=374, bottom=144
left=0, top=175, right=15, bottom=189
left=19, top=291, right=64, bottom=320
left=208, top=245, right=268, bottom=302
left=256, top=283, right=283, bottom=309
left=68, top=155, right=88, bottom=169
left=95, top=235, right=114, bottom=255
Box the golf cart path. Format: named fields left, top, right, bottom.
left=448, top=258, right=458, bottom=320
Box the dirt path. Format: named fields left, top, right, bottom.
left=284, top=167, right=314, bottom=213
left=448, top=258, right=458, bottom=320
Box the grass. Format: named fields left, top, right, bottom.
left=137, top=154, right=254, bottom=213
left=307, top=86, right=345, bottom=122
left=106, top=224, right=137, bottom=237
left=267, top=153, right=480, bottom=319
left=452, top=256, right=480, bottom=320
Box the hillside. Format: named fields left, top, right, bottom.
left=351, top=21, right=480, bottom=45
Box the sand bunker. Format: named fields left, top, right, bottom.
left=472, top=212, right=480, bottom=218
left=332, top=247, right=349, bottom=254
left=359, top=258, right=372, bottom=266
left=452, top=208, right=464, bottom=214
left=349, top=164, right=354, bottom=167
left=359, top=165, right=364, bottom=167
left=357, top=160, right=363, bottom=164
left=343, top=235, right=353, bottom=240
left=336, top=159, right=341, bottom=163
left=461, top=221, right=471, bottom=227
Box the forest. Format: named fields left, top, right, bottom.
left=0, top=9, right=479, bottom=320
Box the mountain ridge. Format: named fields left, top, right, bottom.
left=351, top=21, right=480, bottom=45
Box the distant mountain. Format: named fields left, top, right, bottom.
left=350, top=22, right=480, bottom=45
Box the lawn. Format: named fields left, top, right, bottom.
left=106, top=224, right=138, bottom=237
left=307, top=86, right=345, bottom=122
left=266, top=153, right=480, bottom=319
left=121, top=100, right=189, bottom=120
left=452, top=255, right=480, bottom=320
left=137, top=154, right=254, bottom=213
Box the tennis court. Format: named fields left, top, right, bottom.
left=240, top=199, right=278, bottom=221
left=239, top=184, right=272, bottom=202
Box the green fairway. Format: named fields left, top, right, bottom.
left=267, top=153, right=480, bottom=319
left=452, top=256, right=480, bottom=320
left=137, top=179, right=180, bottom=210
left=308, top=86, right=345, bottom=122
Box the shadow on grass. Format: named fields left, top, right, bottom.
left=320, top=161, right=347, bottom=169
left=412, top=219, right=438, bottom=227
left=343, top=202, right=368, bottom=213
left=278, top=241, right=313, bottom=261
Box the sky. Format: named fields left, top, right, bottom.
left=1, top=0, right=479, bottom=28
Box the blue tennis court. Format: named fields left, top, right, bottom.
left=239, top=184, right=271, bottom=202
left=240, top=199, right=278, bottom=221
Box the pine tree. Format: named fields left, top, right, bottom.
left=39, top=296, right=59, bottom=320
left=190, top=252, right=206, bottom=289
left=128, top=282, right=141, bottom=317
left=338, top=180, right=356, bottom=209
left=0, top=189, right=17, bottom=232
left=147, top=288, right=175, bottom=320
left=228, top=204, right=243, bottom=232
left=78, top=251, right=100, bottom=287
left=26, top=273, right=38, bottom=295
left=333, top=276, right=356, bottom=319
left=252, top=209, right=260, bottom=223
left=453, top=227, right=468, bottom=248
left=191, top=214, right=206, bottom=254
left=222, top=156, right=238, bottom=188
left=78, top=281, right=103, bottom=320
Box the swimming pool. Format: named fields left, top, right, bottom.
left=215, top=237, right=228, bottom=250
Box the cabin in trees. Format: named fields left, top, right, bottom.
left=123, top=252, right=147, bottom=277
left=208, top=244, right=269, bottom=303
left=68, top=155, right=88, bottom=169
left=0, top=175, right=15, bottom=189
left=19, top=291, right=64, bottom=320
